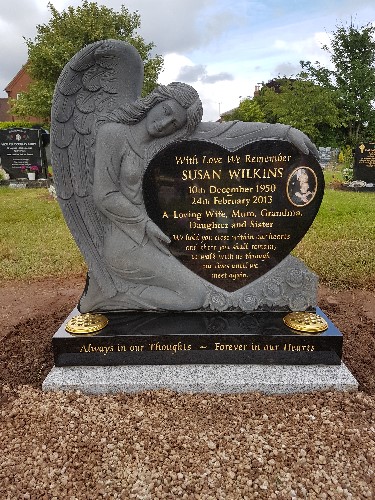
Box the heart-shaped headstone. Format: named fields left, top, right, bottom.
left=143, top=140, right=323, bottom=292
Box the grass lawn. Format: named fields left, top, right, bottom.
left=0, top=185, right=374, bottom=289
left=0, top=187, right=85, bottom=281
left=293, top=188, right=375, bottom=289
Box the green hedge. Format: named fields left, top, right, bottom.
left=0, top=121, right=48, bottom=130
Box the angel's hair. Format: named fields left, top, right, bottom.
left=107, top=82, right=203, bottom=134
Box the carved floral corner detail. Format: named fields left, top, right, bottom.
left=205, top=288, right=232, bottom=311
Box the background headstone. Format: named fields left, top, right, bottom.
left=354, top=142, right=375, bottom=183
left=0, top=127, right=49, bottom=179
left=318, top=147, right=339, bottom=168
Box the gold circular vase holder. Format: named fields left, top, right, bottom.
left=283, top=312, right=328, bottom=335
left=65, top=313, right=108, bottom=335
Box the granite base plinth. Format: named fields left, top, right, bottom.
left=52, top=308, right=343, bottom=366
left=42, top=363, right=358, bottom=395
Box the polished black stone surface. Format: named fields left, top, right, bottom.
left=53, top=308, right=342, bottom=366
left=143, top=140, right=324, bottom=292
left=0, top=128, right=48, bottom=179
left=354, top=142, right=375, bottom=182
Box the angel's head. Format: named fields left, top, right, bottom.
left=107, top=82, right=203, bottom=137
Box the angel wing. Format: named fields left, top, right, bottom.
left=51, top=40, right=143, bottom=297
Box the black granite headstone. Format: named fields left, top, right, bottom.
left=354, top=142, right=375, bottom=183
left=144, top=139, right=323, bottom=292
left=49, top=40, right=346, bottom=370
left=53, top=138, right=337, bottom=367
left=0, top=128, right=48, bottom=179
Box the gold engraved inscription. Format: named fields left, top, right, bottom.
left=80, top=344, right=114, bottom=355
left=182, top=169, right=222, bottom=180
left=77, top=342, right=316, bottom=355
left=166, top=151, right=303, bottom=283
left=214, top=343, right=315, bottom=351
left=358, top=144, right=375, bottom=167
left=149, top=342, right=192, bottom=353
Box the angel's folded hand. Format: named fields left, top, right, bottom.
left=146, top=220, right=171, bottom=255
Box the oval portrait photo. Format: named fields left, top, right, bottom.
left=287, top=166, right=317, bottom=207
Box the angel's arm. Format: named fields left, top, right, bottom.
left=93, top=123, right=148, bottom=245
left=193, top=122, right=319, bottom=158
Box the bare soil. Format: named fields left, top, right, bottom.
left=0, top=278, right=374, bottom=498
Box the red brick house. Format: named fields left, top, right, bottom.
left=3, top=65, right=41, bottom=123
left=0, top=98, right=10, bottom=121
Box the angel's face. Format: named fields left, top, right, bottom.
left=146, top=99, right=187, bottom=138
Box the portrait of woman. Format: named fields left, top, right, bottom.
left=287, top=167, right=317, bottom=207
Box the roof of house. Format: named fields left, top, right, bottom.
left=4, top=65, right=29, bottom=93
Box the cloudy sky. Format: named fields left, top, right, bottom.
left=1, top=0, right=374, bottom=120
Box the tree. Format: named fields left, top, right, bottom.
left=11, top=1, right=163, bottom=121
left=254, top=78, right=292, bottom=124
left=257, top=79, right=343, bottom=146
left=300, top=22, right=375, bottom=145
left=222, top=98, right=265, bottom=123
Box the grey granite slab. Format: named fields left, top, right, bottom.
left=42, top=363, right=358, bottom=395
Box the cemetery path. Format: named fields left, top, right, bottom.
left=0, top=278, right=374, bottom=498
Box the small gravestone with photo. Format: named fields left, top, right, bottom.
left=0, top=127, right=49, bottom=180
left=43, top=40, right=357, bottom=394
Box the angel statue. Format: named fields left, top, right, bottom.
left=51, top=40, right=319, bottom=313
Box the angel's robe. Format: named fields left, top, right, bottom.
left=92, top=121, right=207, bottom=310
left=93, top=122, right=149, bottom=246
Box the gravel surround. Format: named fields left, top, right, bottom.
left=1, top=386, right=373, bottom=499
